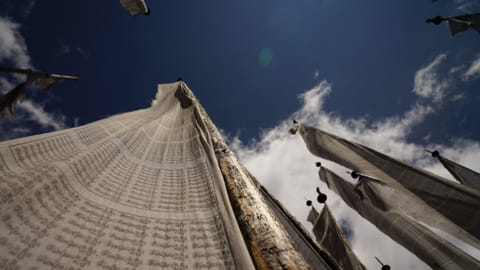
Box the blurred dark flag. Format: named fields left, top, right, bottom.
left=426, top=14, right=480, bottom=37
left=120, top=0, right=150, bottom=16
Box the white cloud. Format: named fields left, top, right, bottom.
left=73, top=117, right=80, bottom=127
left=58, top=43, right=90, bottom=58
left=18, top=100, right=67, bottom=130
left=455, top=0, right=480, bottom=12
left=22, top=0, right=36, bottom=18
left=412, top=54, right=449, bottom=103
left=0, top=17, right=30, bottom=68
left=449, top=65, right=464, bottom=74
left=463, top=55, right=480, bottom=81
left=451, top=93, right=465, bottom=101
left=228, top=76, right=480, bottom=269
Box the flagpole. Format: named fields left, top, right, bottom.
left=0, top=66, right=79, bottom=117
left=0, top=66, right=79, bottom=81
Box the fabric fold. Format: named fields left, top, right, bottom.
left=296, top=123, right=480, bottom=244
left=119, top=0, right=149, bottom=16
left=433, top=152, right=480, bottom=191
left=308, top=205, right=366, bottom=270
left=446, top=14, right=480, bottom=36
left=319, top=167, right=480, bottom=270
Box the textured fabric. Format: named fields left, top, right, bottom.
left=447, top=14, right=480, bottom=36
left=436, top=154, right=480, bottom=191
left=259, top=187, right=335, bottom=270
left=120, top=0, right=148, bottom=16
left=0, top=82, right=255, bottom=269
left=0, top=73, right=42, bottom=117
left=307, top=206, right=320, bottom=225
left=354, top=173, right=480, bottom=249
left=0, top=81, right=27, bottom=117
left=308, top=206, right=366, bottom=270
left=319, top=167, right=480, bottom=270
left=296, top=123, right=480, bottom=244
left=34, top=77, right=63, bottom=91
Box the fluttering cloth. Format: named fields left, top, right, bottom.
left=446, top=14, right=480, bottom=36
left=307, top=205, right=366, bottom=270
left=120, top=0, right=149, bottom=16
left=434, top=152, right=480, bottom=191
left=294, top=123, right=480, bottom=247
left=319, top=167, right=480, bottom=270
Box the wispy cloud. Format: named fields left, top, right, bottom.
left=58, top=44, right=70, bottom=55
left=73, top=117, right=80, bottom=127
left=0, top=17, right=30, bottom=68
left=0, top=16, right=69, bottom=140
left=22, top=0, right=36, bottom=18
left=454, top=0, right=480, bottom=13
left=0, top=0, right=37, bottom=20
left=227, top=57, right=480, bottom=269
left=18, top=100, right=67, bottom=130
left=58, top=43, right=90, bottom=58
left=412, top=54, right=449, bottom=103
left=449, top=65, right=465, bottom=74
left=462, top=54, right=480, bottom=81
left=75, top=47, right=90, bottom=57
left=451, top=93, right=465, bottom=101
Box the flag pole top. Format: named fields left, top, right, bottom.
left=316, top=187, right=327, bottom=203
left=425, top=149, right=440, bottom=157
left=426, top=16, right=445, bottom=24
left=375, top=256, right=391, bottom=270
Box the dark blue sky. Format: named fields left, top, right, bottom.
left=1, top=0, right=479, bottom=143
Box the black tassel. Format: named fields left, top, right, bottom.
left=316, top=187, right=327, bottom=203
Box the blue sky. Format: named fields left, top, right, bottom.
left=1, top=0, right=479, bottom=142
left=1, top=0, right=480, bottom=269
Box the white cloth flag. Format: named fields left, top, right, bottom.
left=307, top=206, right=320, bottom=224
left=0, top=72, right=43, bottom=117
left=319, top=167, right=480, bottom=270
left=0, top=82, right=256, bottom=269
left=435, top=153, right=480, bottom=191
left=308, top=206, right=366, bottom=270
left=0, top=81, right=27, bottom=117
left=354, top=173, right=480, bottom=249
left=34, top=77, right=63, bottom=91
left=120, top=0, right=149, bottom=16
left=295, top=123, right=480, bottom=244
left=447, top=14, right=480, bottom=36
left=260, top=187, right=336, bottom=270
